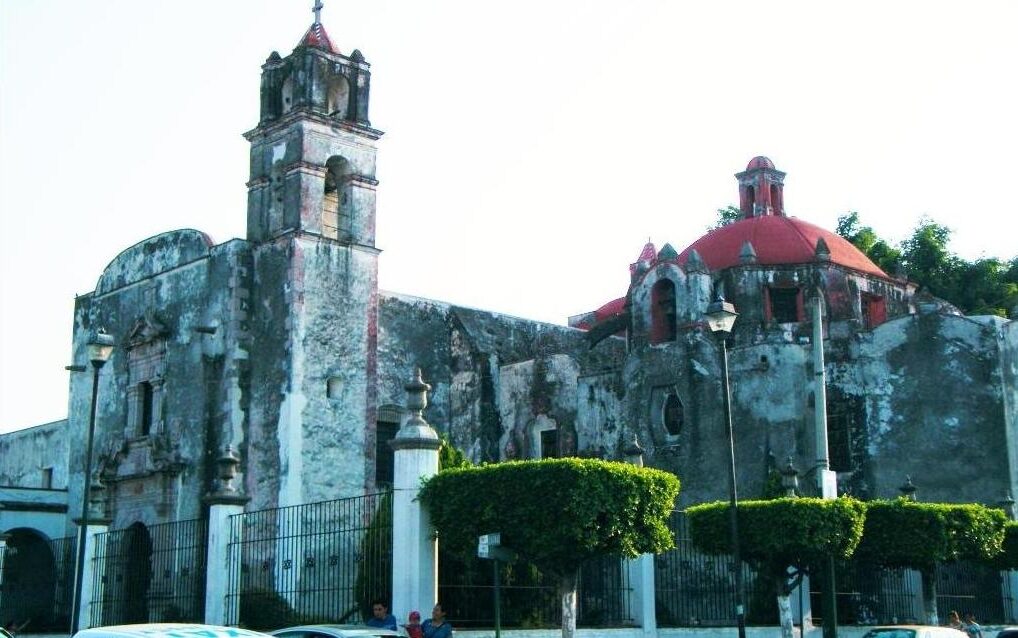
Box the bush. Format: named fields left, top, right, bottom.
left=855, top=499, right=1008, bottom=569
left=686, top=497, right=867, bottom=571
left=420, top=458, right=679, bottom=577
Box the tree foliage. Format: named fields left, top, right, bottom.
left=854, top=499, right=1008, bottom=570
left=438, top=432, right=471, bottom=470
left=419, top=458, right=680, bottom=577
left=707, top=205, right=743, bottom=231
left=836, top=212, right=1018, bottom=317
left=990, top=520, right=1018, bottom=570
left=686, top=497, right=867, bottom=573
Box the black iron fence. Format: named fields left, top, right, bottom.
left=438, top=550, right=632, bottom=628
left=225, top=491, right=392, bottom=630
left=655, top=511, right=773, bottom=627
left=89, top=518, right=208, bottom=626
left=935, top=561, right=1010, bottom=623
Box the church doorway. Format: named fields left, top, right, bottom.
left=122, top=523, right=152, bottom=623
left=0, top=528, right=57, bottom=628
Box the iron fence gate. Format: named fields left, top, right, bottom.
left=935, top=561, right=1008, bottom=623
left=225, top=491, right=392, bottom=630
left=654, top=511, right=773, bottom=627
left=89, top=518, right=208, bottom=626
left=437, top=550, right=633, bottom=628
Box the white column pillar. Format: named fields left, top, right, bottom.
left=204, top=448, right=249, bottom=626
left=76, top=521, right=111, bottom=630
left=622, top=434, right=657, bottom=637
left=391, top=370, right=441, bottom=622
left=0, top=531, right=10, bottom=611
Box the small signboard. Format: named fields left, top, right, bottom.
left=478, top=532, right=501, bottom=558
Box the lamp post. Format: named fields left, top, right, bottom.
left=704, top=296, right=745, bottom=638
left=70, top=329, right=115, bottom=634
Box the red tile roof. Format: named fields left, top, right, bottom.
left=299, top=22, right=336, bottom=53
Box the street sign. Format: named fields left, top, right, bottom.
left=478, top=532, right=501, bottom=558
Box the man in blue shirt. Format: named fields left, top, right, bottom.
left=366, top=600, right=397, bottom=631
left=422, top=604, right=452, bottom=638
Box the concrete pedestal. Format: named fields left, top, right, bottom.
left=75, top=522, right=111, bottom=630
left=205, top=499, right=247, bottom=625
left=625, top=554, right=656, bottom=638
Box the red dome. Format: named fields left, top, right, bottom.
left=746, top=156, right=775, bottom=170
left=676, top=216, right=888, bottom=278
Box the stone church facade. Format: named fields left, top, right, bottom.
left=2, top=13, right=1016, bottom=553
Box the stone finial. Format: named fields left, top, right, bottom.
left=657, top=243, right=679, bottom=262
left=393, top=368, right=440, bottom=447
left=815, top=237, right=831, bottom=262
left=622, top=432, right=644, bottom=467
left=684, top=249, right=708, bottom=274
left=739, top=241, right=758, bottom=265
left=999, top=491, right=1017, bottom=521
left=780, top=457, right=799, bottom=497
left=899, top=475, right=917, bottom=501
left=205, top=446, right=249, bottom=505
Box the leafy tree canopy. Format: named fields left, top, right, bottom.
left=419, top=458, right=680, bottom=577
left=854, top=499, right=1008, bottom=570
left=991, top=520, right=1018, bottom=570
left=837, top=212, right=1018, bottom=318
left=438, top=432, right=471, bottom=471
left=707, top=205, right=743, bottom=231
left=686, top=497, right=866, bottom=573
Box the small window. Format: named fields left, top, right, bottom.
left=662, top=393, right=684, bottom=437
left=375, top=420, right=399, bottom=486
left=827, top=409, right=853, bottom=472
left=540, top=429, right=559, bottom=459
left=768, top=287, right=802, bottom=323
left=140, top=382, right=154, bottom=436
left=327, top=376, right=341, bottom=398
left=651, top=279, right=677, bottom=343
left=41, top=467, right=53, bottom=489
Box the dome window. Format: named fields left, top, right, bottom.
left=766, top=286, right=803, bottom=324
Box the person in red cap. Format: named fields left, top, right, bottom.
left=404, top=611, right=423, bottom=638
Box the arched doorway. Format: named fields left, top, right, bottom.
left=0, top=528, right=57, bottom=628
left=122, top=523, right=152, bottom=623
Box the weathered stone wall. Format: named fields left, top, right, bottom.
left=838, top=311, right=1014, bottom=502
left=0, top=420, right=68, bottom=488
left=1002, top=319, right=1018, bottom=500
left=67, top=230, right=239, bottom=531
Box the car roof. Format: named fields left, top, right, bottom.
left=270, top=626, right=401, bottom=637
left=74, top=624, right=275, bottom=638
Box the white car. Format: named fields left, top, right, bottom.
left=73, top=624, right=275, bottom=638
left=862, top=626, right=969, bottom=638
left=270, top=625, right=403, bottom=638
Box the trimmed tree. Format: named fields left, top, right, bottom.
left=418, top=458, right=680, bottom=638
left=854, top=499, right=1008, bottom=624
left=997, top=521, right=1018, bottom=569
left=687, top=497, right=866, bottom=638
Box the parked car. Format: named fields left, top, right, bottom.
left=270, top=625, right=403, bottom=638
left=862, top=627, right=968, bottom=638
left=996, top=629, right=1018, bottom=638
left=73, top=623, right=275, bottom=638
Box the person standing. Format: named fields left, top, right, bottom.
left=422, top=604, right=453, bottom=638
left=947, top=611, right=963, bottom=631
left=367, top=599, right=398, bottom=631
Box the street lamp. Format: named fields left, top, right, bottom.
left=70, top=328, right=115, bottom=634
left=703, top=296, right=745, bottom=638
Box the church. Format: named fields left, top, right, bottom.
left=2, top=5, right=1016, bottom=629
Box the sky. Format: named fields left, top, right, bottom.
left=1, top=0, right=1017, bottom=432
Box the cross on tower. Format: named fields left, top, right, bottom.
left=313, top=0, right=323, bottom=25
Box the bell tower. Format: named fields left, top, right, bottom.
left=736, top=156, right=786, bottom=218
left=244, top=2, right=382, bottom=244
left=243, top=4, right=386, bottom=508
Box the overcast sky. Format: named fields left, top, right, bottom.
left=2, top=0, right=1016, bottom=432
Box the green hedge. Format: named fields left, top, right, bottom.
left=419, top=458, right=680, bottom=577
left=992, top=520, right=1018, bottom=569
left=855, top=499, right=1008, bottom=569
left=686, top=497, right=866, bottom=571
